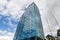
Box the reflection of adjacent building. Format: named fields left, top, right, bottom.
left=13, top=2, right=44, bottom=40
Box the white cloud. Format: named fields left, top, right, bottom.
left=0, top=0, right=24, bottom=20
left=0, top=30, right=14, bottom=40
left=0, top=0, right=7, bottom=5
left=0, top=30, right=7, bottom=35
left=0, top=30, right=13, bottom=35
left=0, top=36, right=13, bottom=40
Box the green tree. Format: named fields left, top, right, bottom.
left=46, top=34, right=55, bottom=40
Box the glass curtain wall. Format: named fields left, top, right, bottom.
left=13, top=2, right=44, bottom=40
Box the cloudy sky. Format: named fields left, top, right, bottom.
left=0, top=0, right=60, bottom=40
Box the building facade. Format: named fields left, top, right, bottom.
left=13, top=2, right=44, bottom=40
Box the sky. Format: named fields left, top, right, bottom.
left=0, top=0, right=60, bottom=40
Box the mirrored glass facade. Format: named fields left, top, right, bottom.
left=13, top=2, right=44, bottom=40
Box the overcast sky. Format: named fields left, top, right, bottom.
left=0, top=0, right=60, bottom=40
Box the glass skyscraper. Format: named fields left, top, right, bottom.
left=13, top=2, right=44, bottom=40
